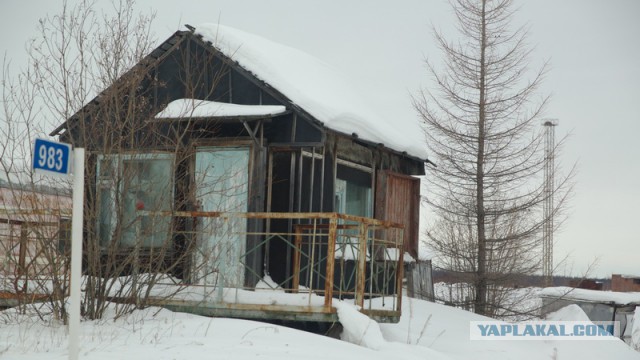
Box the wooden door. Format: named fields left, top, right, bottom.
left=194, top=147, right=250, bottom=287
left=375, top=170, right=420, bottom=259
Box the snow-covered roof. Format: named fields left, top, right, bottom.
left=617, top=274, right=640, bottom=279
left=539, top=286, right=640, bottom=306
left=155, top=99, right=287, bottom=119
left=194, top=24, right=428, bottom=160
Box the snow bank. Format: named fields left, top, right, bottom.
left=379, top=297, right=640, bottom=360
left=194, top=24, right=428, bottom=160
left=334, top=301, right=385, bottom=350
left=544, top=304, right=592, bottom=322
left=254, top=274, right=285, bottom=292
left=633, top=306, right=640, bottom=351
left=0, top=305, right=396, bottom=360
left=2, top=295, right=639, bottom=359
left=335, top=300, right=450, bottom=360
left=433, top=283, right=542, bottom=320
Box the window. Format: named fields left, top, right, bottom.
left=335, top=179, right=372, bottom=218
left=334, top=163, right=372, bottom=260
left=57, top=218, right=71, bottom=254
left=97, top=153, right=174, bottom=248
left=335, top=163, right=372, bottom=218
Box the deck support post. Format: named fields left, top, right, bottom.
left=292, top=225, right=302, bottom=292
left=324, top=217, right=337, bottom=310
left=356, top=223, right=367, bottom=309
left=396, top=229, right=404, bottom=313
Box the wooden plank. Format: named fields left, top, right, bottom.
left=375, top=170, right=420, bottom=258
left=292, top=225, right=302, bottom=292
left=324, top=217, right=337, bottom=310
left=355, top=222, right=367, bottom=309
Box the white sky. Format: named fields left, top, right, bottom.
left=1, top=0, right=638, bottom=278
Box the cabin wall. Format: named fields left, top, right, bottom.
left=65, top=31, right=425, bottom=288
left=265, top=150, right=292, bottom=284
left=265, top=132, right=423, bottom=288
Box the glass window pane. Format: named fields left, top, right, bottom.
left=98, top=186, right=113, bottom=246
left=345, top=181, right=372, bottom=218
left=193, top=147, right=249, bottom=287
left=335, top=170, right=372, bottom=258
left=335, top=163, right=372, bottom=218
left=97, top=154, right=173, bottom=248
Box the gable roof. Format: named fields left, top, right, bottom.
left=52, top=24, right=429, bottom=161
left=194, top=24, right=428, bottom=160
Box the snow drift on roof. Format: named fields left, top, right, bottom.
left=544, top=304, right=592, bottom=322
left=539, top=286, right=640, bottom=305
left=155, top=99, right=287, bottom=118
left=194, top=23, right=428, bottom=160
left=618, top=274, right=640, bottom=279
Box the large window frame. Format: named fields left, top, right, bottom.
left=334, top=161, right=373, bottom=219
left=191, top=145, right=251, bottom=287
left=334, top=160, right=373, bottom=260
left=96, top=153, right=175, bottom=249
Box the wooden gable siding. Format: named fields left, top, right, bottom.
left=375, top=170, right=420, bottom=259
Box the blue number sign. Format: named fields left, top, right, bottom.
left=33, top=138, right=72, bottom=176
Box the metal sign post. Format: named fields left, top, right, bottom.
left=32, top=139, right=84, bottom=360
left=68, top=147, right=84, bottom=360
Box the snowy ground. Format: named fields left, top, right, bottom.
left=1, top=297, right=638, bottom=359
left=433, top=282, right=542, bottom=320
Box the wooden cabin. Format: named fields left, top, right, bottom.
left=51, top=24, right=428, bottom=322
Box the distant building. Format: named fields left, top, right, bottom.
left=540, top=287, right=640, bottom=345
left=568, top=279, right=603, bottom=290
left=0, top=182, right=71, bottom=307
left=611, top=274, right=640, bottom=292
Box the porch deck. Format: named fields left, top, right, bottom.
left=135, top=286, right=401, bottom=323
left=128, top=211, right=406, bottom=323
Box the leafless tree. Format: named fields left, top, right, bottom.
left=1, top=20, right=73, bottom=320
left=1, top=0, right=234, bottom=322
left=416, top=0, right=574, bottom=317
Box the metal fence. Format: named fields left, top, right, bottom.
left=142, top=211, right=405, bottom=322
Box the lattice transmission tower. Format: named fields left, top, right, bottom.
left=542, top=119, right=557, bottom=286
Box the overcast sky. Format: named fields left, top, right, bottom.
left=1, top=0, right=638, bottom=278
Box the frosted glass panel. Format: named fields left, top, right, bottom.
left=194, top=147, right=249, bottom=288
left=121, top=158, right=173, bottom=247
